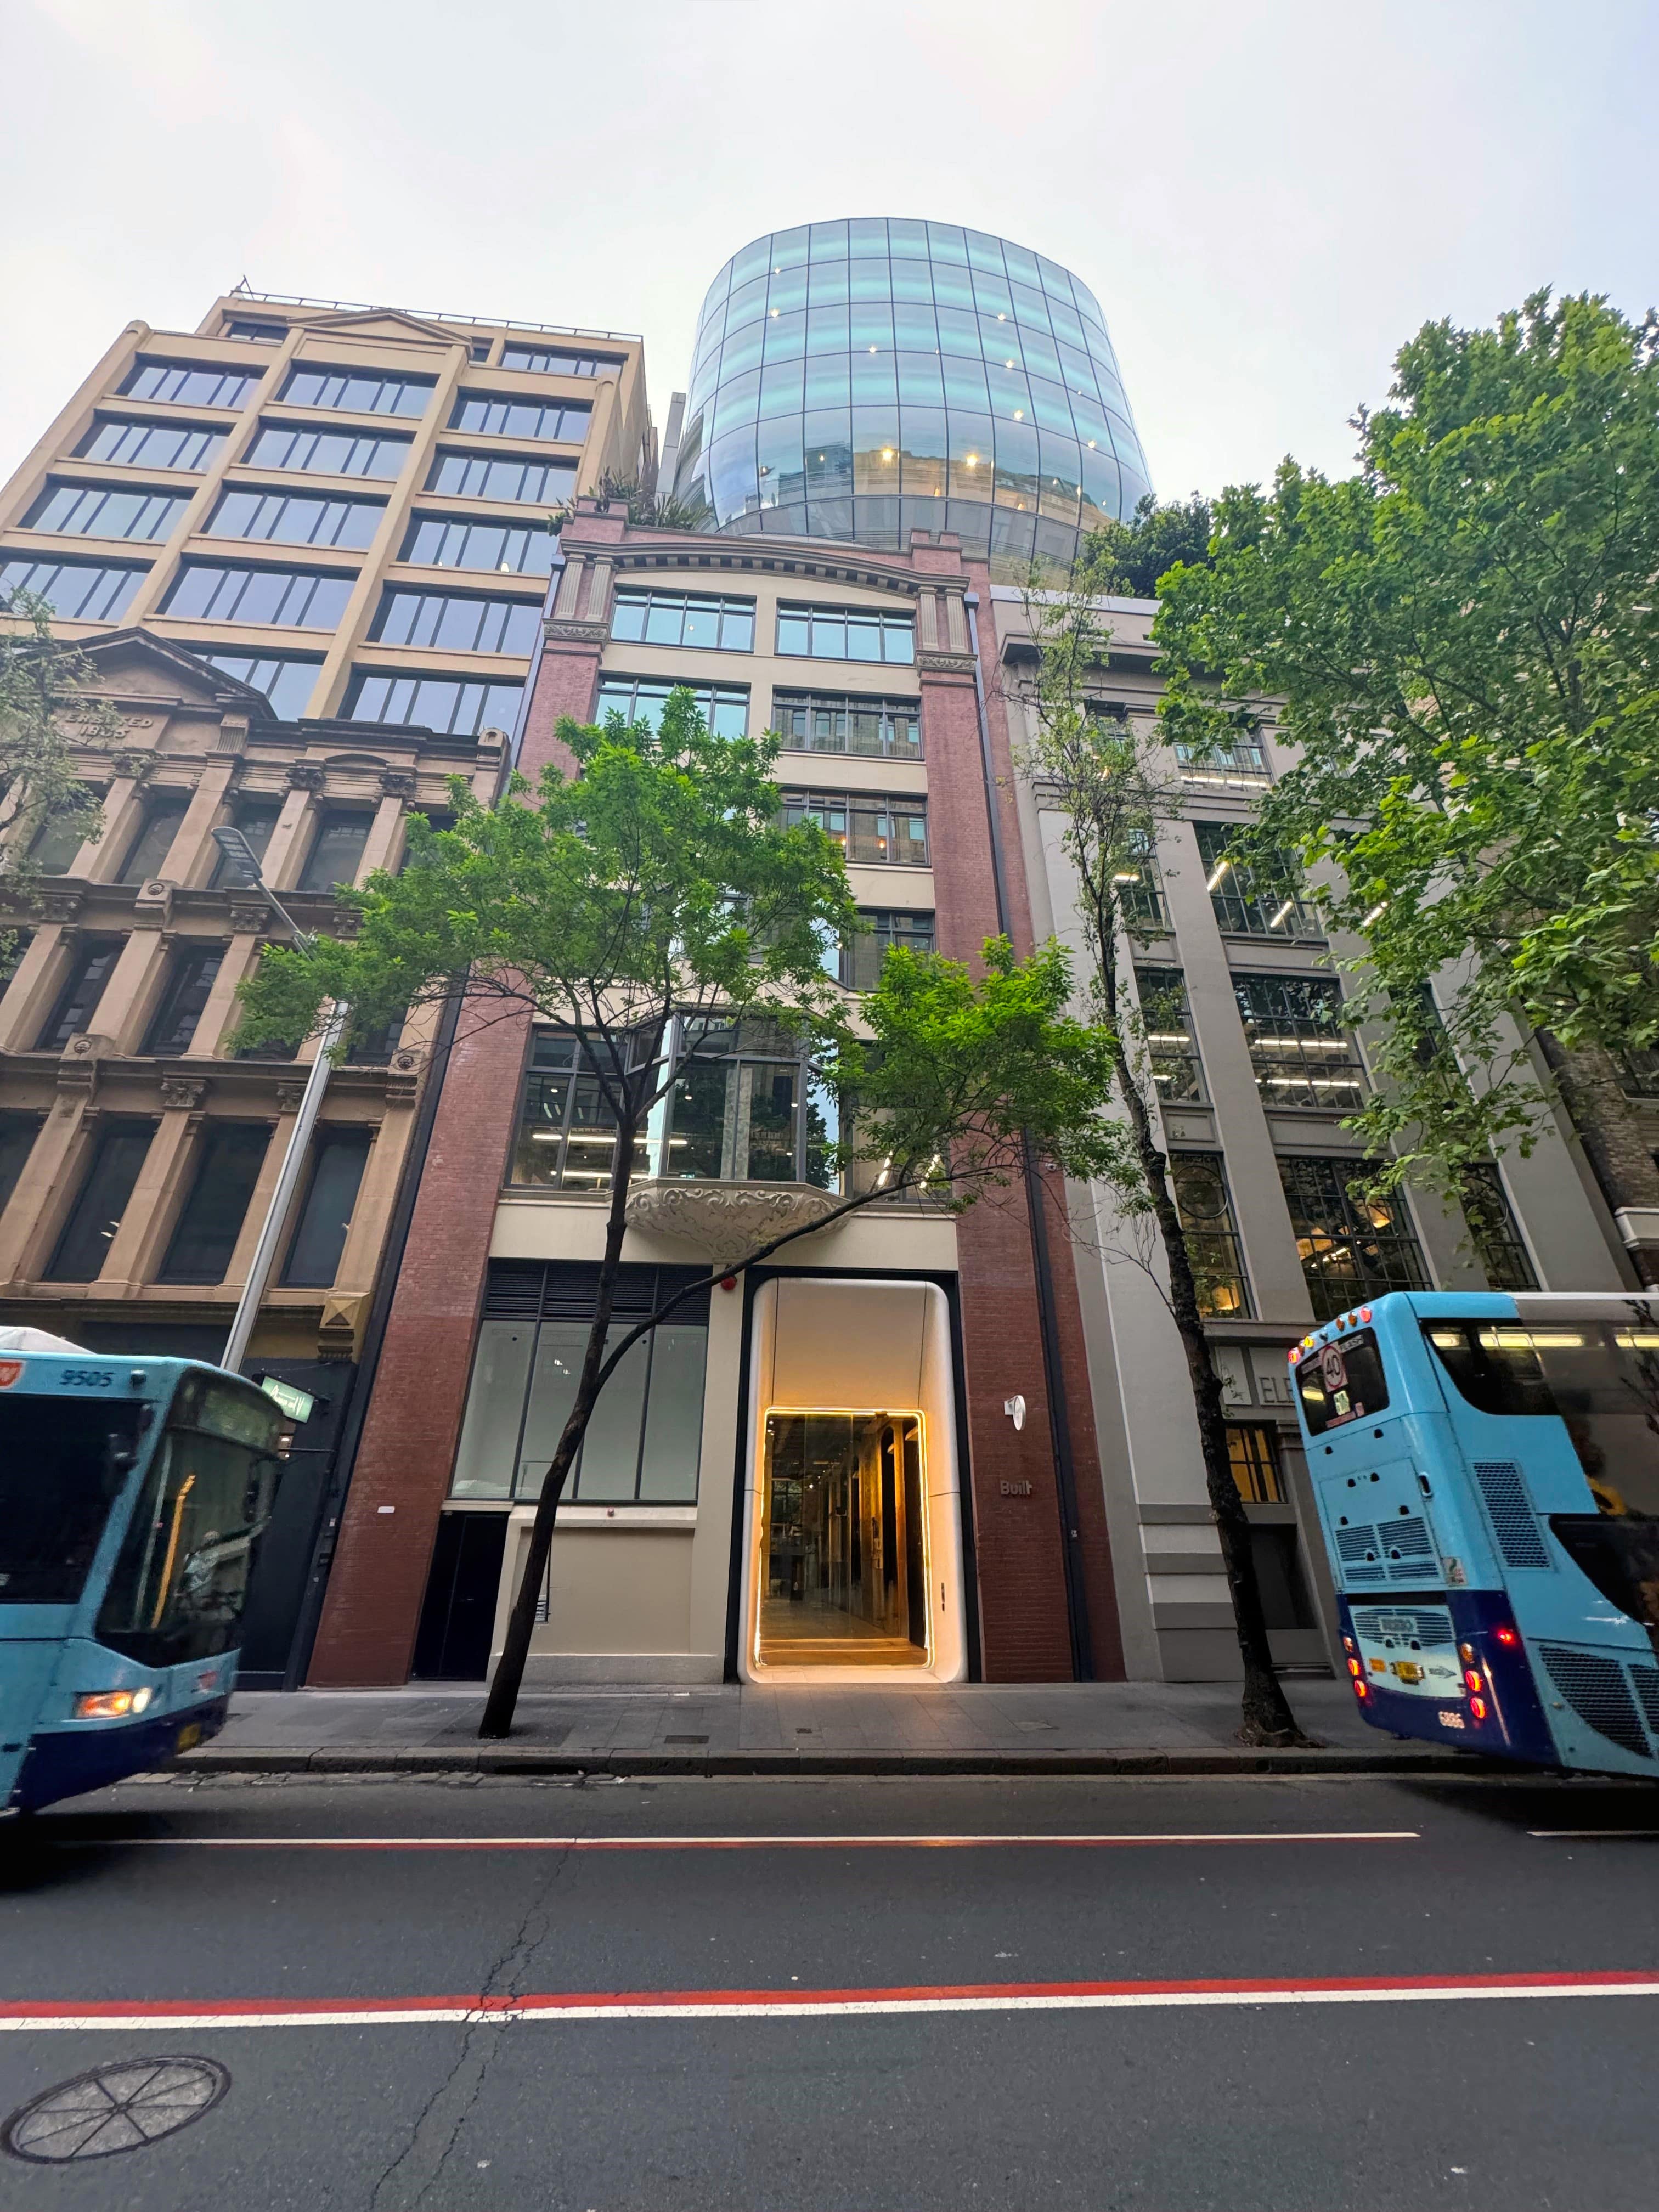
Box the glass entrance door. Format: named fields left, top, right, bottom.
left=758, top=1410, right=928, bottom=1667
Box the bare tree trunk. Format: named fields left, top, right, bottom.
left=1536, top=1031, right=1659, bottom=1287
left=479, top=1136, right=635, bottom=1739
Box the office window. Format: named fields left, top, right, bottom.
left=223, top=320, right=287, bottom=344
left=782, top=789, right=928, bottom=867
left=117, top=795, right=189, bottom=885
left=298, top=810, right=371, bottom=893
left=1176, top=735, right=1271, bottom=791
left=370, top=588, right=540, bottom=656
left=246, top=421, right=410, bottom=478
left=143, top=944, right=225, bottom=1057
left=210, top=798, right=284, bottom=885
left=345, top=669, right=523, bottom=737
left=1170, top=1153, right=1252, bottom=1318
left=158, top=1123, right=271, bottom=1283
left=163, top=562, right=354, bottom=630
left=79, top=419, right=228, bottom=472
left=281, top=1126, right=372, bottom=1286
left=0, top=1114, right=43, bottom=1217
left=426, top=452, right=577, bottom=503
left=510, top=1032, right=652, bottom=1194
left=1227, top=1423, right=1286, bottom=1504
left=28, top=801, right=98, bottom=875
left=771, top=689, right=921, bottom=761
left=279, top=366, right=433, bottom=417
left=610, top=588, right=754, bottom=652
left=46, top=1122, right=154, bottom=1282
left=1194, top=822, right=1322, bottom=939
left=1278, top=1155, right=1428, bottom=1322
left=450, top=393, right=591, bottom=441
left=500, top=346, right=625, bottom=376
left=595, top=674, right=748, bottom=737
left=344, top=1006, right=407, bottom=1064
left=776, top=603, right=915, bottom=662
left=1233, top=973, right=1364, bottom=1111
left=205, top=488, right=383, bottom=550
left=1458, top=1160, right=1539, bottom=1292
left=120, top=359, right=262, bottom=409
left=0, top=558, right=144, bottom=622
left=400, top=512, right=556, bottom=575
left=25, top=483, right=192, bottom=543
left=37, top=939, right=122, bottom=1051
left=839, top=909, right=934, bottom=991
left=1134, top=966, right=1205, bottom=1103
left=190, top=649, right=321, bottom=719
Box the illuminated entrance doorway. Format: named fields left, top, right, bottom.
left=759, top=1412, right=928, bottom=1667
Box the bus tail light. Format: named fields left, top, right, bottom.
left=1494, top=1625, right=1520, bottom=1647
left=1353, top=1679, right=1369, bottom=1700
left=1347, top=1657, right=1363, bottom=1678
left=1469, top=1696, right=1488, bottom=1723
left=1464, top=1667, right=1483, bottom=1694
left=74, top=1688, right=153, bottom=1720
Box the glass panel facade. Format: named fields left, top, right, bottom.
left=0, top=558, right=144, bottom=622
left=610, top=588, right=754, bottom=651
left=400, top=512, right=556, bottom=575
left=190, top=649, right=321, bottom=719
left=120, top=360, right=262, bottom=409
left=1194, top=822, right=1322, bottom=940
left=1233, top=973, right=1364, bottom=1111
left=1169, top=1153, right=1252, bottom=1318
left=246, top=422, right=410, bottom=478
left=279, top=367, right=432, bottom=417
left=370, top=588, right=540, bottom=655
left=673, top=222, right=1150, bottom=574
left=770, top=689, right=921, bottom=760
left=782, top=789, right=927, bottom=867
left=162, top=562, right=354, bottom=629
left=345, top=669, right=523, bottom=736
left=205, top=489, right=383, bottom=549
left=595, top=674, right=748, bottom=736
left=79, top=418, right=228, bottom=471
left=25, top=483, right=192, bottom=543
left=1278, top=1155, right=1429, bottom=1321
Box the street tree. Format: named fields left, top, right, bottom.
left=1084, top=493, right=1216, bottom=600
left=1154, top=291, right=1659, bottom=1278
left=1017, top=548, right=1305, bottom=1746
left=239, top=692, right=1124, bottom=1737
left=0, top=588, right=120, bottom=890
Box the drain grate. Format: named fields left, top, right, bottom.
left=4, top=2058, right=229, bottom=2163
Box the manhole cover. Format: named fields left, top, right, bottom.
left=3, top=2057, right=229, bottom=2162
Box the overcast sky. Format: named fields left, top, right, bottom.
left=3, top=0, right=1654, bottom=498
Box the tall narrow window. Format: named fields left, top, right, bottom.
left=1134, top=966, right=1205, bottom=1103
left=1458, top=1160, right=1538, bottom=1292
left=0, top=1114, right=42, bottom=1216
left=143, top=944, right=225, bottom=1057
left=37, top=939, right=122, bottom=1051
left=1277, top=1155, right=1429, bottom=1321
left=281, top=1127, right=372, bottom=1286
left=118, top=795, right=189, bottom=885
left=46, top=1122, right=154, bottom=1282
left=28, top=800, right=99, bottom=875
left=1226, top=1423, right=1287, bottom=1503
left=840, top=910, right=934, bottom=991
left=209, top=799, right=282, bottom=885
left=159, top=1123, right=271, bottom=1284
left=1169, top=1153, right=1252, bottom=1318
left=298, top=811, right=370, bottom=892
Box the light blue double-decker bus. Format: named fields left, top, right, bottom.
left=1, top=1348, right=284, bottom=1815
left=1293, top=1291, right=1659, bottom=1776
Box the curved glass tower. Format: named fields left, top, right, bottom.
left=670, top=217, right=1152, bottom=574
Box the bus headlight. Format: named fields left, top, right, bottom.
left=73, top=1688, right=154, bottom=1720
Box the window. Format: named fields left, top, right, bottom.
left=79, top=419, right=228, bottom=472
left=839, top=909, right=934, bottom=992
left=451, top=1262, right=709, bottom=1504
left=1194, top=822, right=1321, bottom=939
left=345, top=669, right=523, bottom=737
left=776, top=603, right=915, bottom=662
left=370, top=587, right=540, bottom=656
left=119, top=795, right=189, bottom=884
left=281, top=1127, right=372, bottom=1285
left=143, top=944, right=225, bottom=1057
left=223, top=320, right=287, bottom=343
left=400, top=512, right=556, bottom=575
left=782, top=789, right=928, bottom=866
left=344, top=1006, right=406, bottom=1064
left=425, top=451, right=577, bottom=503
left=449, top=392, right=591, bottom=441
left=279, top=366, right=433, bottom=417
left=1295, top=1328, right=1391, bottom=1435
left=297, top=810, right=370, bottom=892
left=771, top=689, right=922, bottom=760
left=210, top=798, right=282, bottom=884
left=46, top=1121, right=154, bottom=1280
left=25, top=483, right=191, bottom=543
left=0, top=1114, right=42, bottom=1216
left=510, top=1033, right=652, bottom=1194
left=163, top=561, right=354, bottom=630
left=595, top=674, right=748, bottom=736
left=1176, top=734, right=1271, bottom=790
left=1227, top=1423, right=1286, bottom=1503
left=37, top=939, right=122, bottom=1051
left=190, top=649, right=321, bottom=719
left=1233, top=973, right=1364, bottom=1111
left=159, top=1123, right=271, bottom=1283
left=1134, top=966, right=1205, bottom=1103
left=1114, top=827, right=1169, bottom=930
left=1170, top=1153, right=1252, bottom=1317
left=610, top=587, right=754, bottom=651
left=1278, top=1156, right=1428, bottom=1321
left=246, top=421, right=410, bottom=478
left=501, top=346, right=626, bottom=376
left=1458, top=1160, right=1538, bottom=1291
left=1620, top=1048, right=1659, bottom=1099
left=28, top=803, right=98, bottom=874
left=205, top=488, right=383, bottom=550
left=120, top=359, right=262, bottom=409
left=0, top=558, right=144, bottom=622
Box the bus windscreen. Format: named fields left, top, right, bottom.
left=0, top=1398, right=146, bottom=1605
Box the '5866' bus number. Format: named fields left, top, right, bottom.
left=58, top=1366, right=113, bottom=1389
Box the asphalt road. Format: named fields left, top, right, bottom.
left=3, top=1770, right=1658, bottom=2210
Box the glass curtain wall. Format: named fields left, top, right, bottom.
left=672, top=218, right=1152, bottom=575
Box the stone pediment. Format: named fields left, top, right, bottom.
left=300, top=308, right=461, bottom=350
left=74, top=631, right=271, bottom=714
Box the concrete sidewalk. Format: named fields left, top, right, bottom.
left=178, top=1676, right=1491, bottom=1777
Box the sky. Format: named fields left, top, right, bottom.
left=2, top=0, right=1655, bottom=499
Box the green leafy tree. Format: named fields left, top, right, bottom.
left=239, top=692, right=1124, bottom=1737
left=1018, top=550, right=1305, bottom=1746
left=1155, top=292, right=1659, bottom=1279
left=1084, top=493, right=1215, bottom=599
left=0, top=589, right=119, bottom=893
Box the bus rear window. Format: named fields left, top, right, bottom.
left=1296, top=1329, right=1389, bottom=1434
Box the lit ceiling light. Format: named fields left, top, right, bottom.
left=1004, top=358, right=1015, bottom=369
left=964, top=453, right=979, bottom=467
left=770, top=308, right=779, bottom=318
left=997, top=312, right=1006, bottom=321
left=881, top=448, right=894, bottom=460
left=868, top=344, right=878, bottom=353
left=1012, top=409, right=1024, bottom=420
left=1087, top=439, right=1097, bottom=449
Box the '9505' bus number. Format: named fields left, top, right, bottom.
left=58, top=1366, right=113, bottom=1389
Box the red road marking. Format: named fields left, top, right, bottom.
left=59, top=1829, right=1420, bottom=1852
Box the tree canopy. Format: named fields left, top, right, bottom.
left=1082, top=493, right=1215, bottom=600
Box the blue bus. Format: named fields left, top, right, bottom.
left=1293, top=1290, right=1659, bottom=1776
left=1, top=1351, right=284, bottom=1815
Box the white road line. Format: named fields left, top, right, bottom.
left=1528, top=1830, right=1659, bottom=1840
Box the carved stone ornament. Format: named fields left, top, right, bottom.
left=160, top=1077, right=208, bottom=1110
left=916, top=650, right=977, bottom=679
left=384, top=1047, right=424, bottom=1104
left=230, top=899, right=270, bottom=935
left=624, top=1180, right=840, bottom=1267
left=379, top=769, right=417, bottom=799
left=38, top=887, right=84, bottom=924
left=133, top=879, right=174, bottom=927
left=287, top=762, right=327, bottom=791
left=56, top=1031, right=108, bottom=1093
left=111, top=749, right=157, bottom=781
left=276, top=1082, right=309, bottom=1113
left=544, top=618, right=610, bottom=647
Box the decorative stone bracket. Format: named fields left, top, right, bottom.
left=624, top=1180, right=840, bottom=1268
